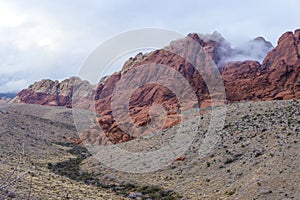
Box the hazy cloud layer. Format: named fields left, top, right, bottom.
left=0, top=0, right=299, bottom=92
left=223, top=37, right=274, bottom=64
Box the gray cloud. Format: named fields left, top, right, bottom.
left=0, top=0, right=299, bottom=92
left=217, top=35, right=274, bottom=65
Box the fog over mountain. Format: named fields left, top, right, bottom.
left=198, top=31, right=274, bottom=66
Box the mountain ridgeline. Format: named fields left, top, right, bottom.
left=11, top=29, right=300, bottom=145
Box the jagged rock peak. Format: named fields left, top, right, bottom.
left=262, top=29, right=300, bottom=70
left=252, top=36, right=273, bottom=48
left=197, top=31, right=228, bottom=44
left=122, top=52, right=148, bottom=72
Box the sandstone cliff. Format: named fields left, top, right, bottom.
left=12, top=29, right=300, bottom=145
left=11, top=77, right=95, bottom=110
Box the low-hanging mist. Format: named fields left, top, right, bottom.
left=198, top=31, right=274, bottom=66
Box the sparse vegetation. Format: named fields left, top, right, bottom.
left=0, top=144, right=33, bottom=199
left=48, top=142, right=180, bottom=199
left=206, top=161, right=211, bottom=167
left=226, top=187, right=236, bottom=196
left=1, top=100, right=299, bottom=199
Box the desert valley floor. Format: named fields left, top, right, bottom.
left=0, top=100, right=299, bottom=200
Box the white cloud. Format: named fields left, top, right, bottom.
left=0, top=79, right=28, bottom=93
left=0, top=0, right=299, bottom=92
left=0, top=4, right=24, bottom=28
left=0, top=72, right=29, bottom=93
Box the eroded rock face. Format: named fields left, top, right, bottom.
left=13, top=29, right=300, bottom=145
left=11, top=77, right=95, bottom=110
left=262, top=30, right=300, bottom=70
left=259, top=29, right=300, bottom=100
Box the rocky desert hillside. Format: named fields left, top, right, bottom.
left=0, top=99, right=299, bottom=199
left=0, top=104, right=127, bottom=199
left=83, top=99, right=300, bottom=199
left=1, top=29, right=300, bottom=200
left=11, top=29, right=300, bottom=146
left=0, top=97, right=11, bottom=106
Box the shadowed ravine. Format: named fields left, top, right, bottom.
left=47, top=142, right=180, bottom=200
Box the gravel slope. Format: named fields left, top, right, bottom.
left=0, top=100, right=299, bottom=199
left=0, top=104, right=126, bottom=200
left=81, top=100, right=300, bottom=200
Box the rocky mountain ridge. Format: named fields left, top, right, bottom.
left=12, top=77, right=94, bottom=110
left=11, top=29, right=300, bottom=145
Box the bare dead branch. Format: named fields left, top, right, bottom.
left=27, top=175, right=33, bottom=200
left=0, top=143, right=33, bottom=199
left=0, top=154, right=21, bottom=190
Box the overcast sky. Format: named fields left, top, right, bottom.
left=0, top=0, right=299, bottom=93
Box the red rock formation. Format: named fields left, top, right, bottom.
left=11, top=77, right=95, bottom=110
left=222, top=30, right=300, bottom=101
left=12, top=29, right=300, bottom=145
